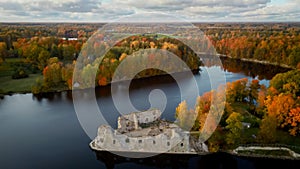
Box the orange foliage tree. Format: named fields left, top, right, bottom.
left=226, top=78, right=248, bottom=103
left=286, top=107, right=300, bottom=136
left=265, top=93, right=295, bottom=127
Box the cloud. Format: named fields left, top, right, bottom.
left=0, top=0, right=135, bottom=22
left=21, top=0, right=102, bottom=13
left=119, top=0, right=263, bottom=9
left=0, top=0, right=299, bottom=22
left=111, top=0, right=272, bottom=21
left=235, top=0, right=300, bottom=21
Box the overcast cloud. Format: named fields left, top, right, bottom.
left=0, top=0, right=299, bottom=22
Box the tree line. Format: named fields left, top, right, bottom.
left=32, top=34, right=201, bottom=93
left=208, top=28, right=300, bottom=68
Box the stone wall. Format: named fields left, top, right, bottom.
left=117, top=109, right=162, bottom=133
left=95, top=125, right=191, bottom=153
left=135, top=109, right=162, bottom=124
left=92, top=109, right=210, bottom=153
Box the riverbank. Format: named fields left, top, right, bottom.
left=219, top=54, right=296, bottom=69
left=0, top=56, right=296, bottom=96
left=231, top=145, right=300, bottom=160
left=0, top=74, right=42, bottom=97
left=0, top=67, right=201, bottom=96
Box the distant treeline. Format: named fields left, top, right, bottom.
left=0, top=23, right=300, bottom=93
left=205, top=25, right=300, bottom=68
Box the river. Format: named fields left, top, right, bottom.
left=0, top=58, right=296, bottom=169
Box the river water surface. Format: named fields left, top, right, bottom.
left=0, top=59, right=295, bottom=169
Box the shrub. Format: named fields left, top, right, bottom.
left=12, top=68, right=29, bottom=79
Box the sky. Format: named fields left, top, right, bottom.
left=0, top=0, right=300, bottom=22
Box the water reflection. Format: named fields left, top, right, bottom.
left=31, top=57, right=292, bottom=102
left=221, top=57, right=292, bottom=80
left=95, top=151, right=192, bottom=169
left=93, top=150, right=300, bottom=169
left=93, top=151, right=240, bottom=169
left=32, top=91, right=73, bottom=103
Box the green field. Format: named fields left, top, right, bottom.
left=237, top=149, right=292, bottom=157
left=0, top=58, right=24, bottom=77
left=0, top=58, right=42, bottom=94
left=0, top=74, right=42, bottom=94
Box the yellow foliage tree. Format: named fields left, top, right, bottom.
left=175, top=100, right=197, bottom=131
left=265, top=93, right=295, bottom=127
left=286, top=107, right=300, bottom=136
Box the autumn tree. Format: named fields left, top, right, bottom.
left=193, top=93, right=212, bottom=131
left=225, top=112, right=243, bottom=145
left=249, top=79, right=260, bottom=104
left=258, top=115, right=277, bottom=143
left=286, top=107, right=300, bottom=136
left=269, top=70, right=300, bottom=98
left=207, top=126, right=224, bottom=152
left=288, top=47, right=300, bottom=67
left=265, top=93, right=295, bottom=131
left=226, top=78, right=248, bottom=103
left=43, top=57, right=63, bottom=88
left=256, top=84, right=267, bottom=117
left=0, top=42, right=8, bottom=60
left=50, top=44, right=60, bottom=58
left=61, top=44, right=76, bottom=61
left=119, top=53, right=127, bottom=61
left=261, top=70, right=300, bottom=136
left=22, top=43, right=42, bottom=64
left=266, top=94, right=295, bottom=125
left=175, top=100, right=197, bottom=131
left=81, top=63, right=98, bottom=88
left=62, top=62, right=75, bottom=89
left=37, top=49, right=51, bottom=70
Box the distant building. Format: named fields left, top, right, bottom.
left=73, top=82, right=80, bottom=88
left=242, top=122, right=251, bottom=129
left=68, top=38, right=78, bottom=41
left=61, top=37, right=78, bottom=41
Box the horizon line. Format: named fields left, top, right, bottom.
left=1, top=21, right=300, bottom=24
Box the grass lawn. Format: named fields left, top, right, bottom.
left=274, top=130, right=300, bottom=153
left=0, top=58, right=27, bottom=77
left=237, top=149, right=292, bottom=157
left=0, top=58, right=43, bottom=94
left=0, top=74, right=42, bottom=94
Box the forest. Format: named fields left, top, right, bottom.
left=176, top=70, right=300, bottom=152
left=195, top=22, right=300, bottom=68
left=0, top=22, right=300, bottom=94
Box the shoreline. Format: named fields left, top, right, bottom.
left=89, top=146, right=300, bottom=161
left=218, top=54, right=296, bottom=69
left=0, top=55, right=296, bottom=97
left=0, top=68, right=201, bottom=97
left=229, top=151, right=300, bottom=160
left=90, top=143, right=300, bottom=160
